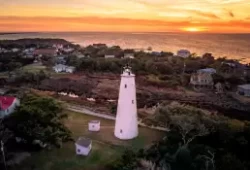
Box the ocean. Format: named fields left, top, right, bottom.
left=0, top=32, right=250, bottom=62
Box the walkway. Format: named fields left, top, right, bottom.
left=67, top=104, right=115, bottom=120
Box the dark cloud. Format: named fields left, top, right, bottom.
left=228, top=10, right=234, bottom=17
left=190, top=10, right=220, bottom=19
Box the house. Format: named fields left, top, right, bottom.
left=73, top=52, right=89, bottom=58
left=53, top=64, right=75, bottom=73
left=53, top=44, right=63, bottom=50
left=53, top=64, right=66, bottom=73
left=56, top=55, right=67, bottom=64
left=12, top=48, right=20, bottom=52
left=190, top=72, right=214, bottom=88
left=23, top=53, right=34, bottom=59
left=177, top=49, right=191, bottom=58
left=88, top=120, right=100, bottom=132
left=151, top=51, right=161, bottom=56
left=33, top=48, right=57, bottom=57
left=23, top=48, right=35, bottom=54
left=124, top=53, right=134, bottom=59
left=237, top=84, right=250, bottom=97
left=222, top=62, right=236, bottom=68
left=215, top=82, right=224, bottom=94
left=0, top=96, right=20, bottom=118
left=75, top=137, right=92, bottom=156
left=105, top=54, right=115, bottom=59
left=63, top=47, right=74, bottom=53
left=197, top=68, right=216, bottom=74
left=65, top=66, right=75, bottom=73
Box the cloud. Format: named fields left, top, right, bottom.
left=0, top=16, right=250, bottom=32
left=190, top=10, right=220, bottom=19
left=228, top=10, right=235, bottom=17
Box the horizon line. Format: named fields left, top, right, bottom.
left=1, top=31, right=250, bottom=34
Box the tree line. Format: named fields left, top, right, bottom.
left=109, top=102, right=250, bottom=170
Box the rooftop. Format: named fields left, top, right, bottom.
left=33, top=48, right=57, bottom=55
left=89, top=120, right=100, bottom=124
left=238, top=84, right=250, bottom=89
left=0, top=96, right=16, bottom=110
left=75, top=137, right=92, bottom=147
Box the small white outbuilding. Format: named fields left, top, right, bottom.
left=75, top=137, right=92, bottom=156
left=88, top=120, right=101, bottom=132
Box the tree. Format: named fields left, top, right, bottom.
left=171, top=114, right=209, bottom=146
left=154, top=103, right=215, bottom=146
left=217, top=153, right=246, bottom=170
left=5, top=95, right=72, bottom=148
left=202, top=53, right=215, bottom=66
left=67, top=55, right=78, bottom=66
left=6, top=62, right=22, bottom=72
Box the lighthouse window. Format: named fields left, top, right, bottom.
left=124, top=84, right=127, bottom=88
left=120, top=129, right=123, bottom=134
left=132, top=100, right=134, bottom=104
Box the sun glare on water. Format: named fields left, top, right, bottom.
left=182, top=27, right=205, bottom=32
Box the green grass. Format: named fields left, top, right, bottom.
left=17, top=141, right=123, bottom=170
left=65, top=111, right=164, bottom=148
left=21, top=64, right=47, bottom=73
left=15, top=111, right=164, bottom=170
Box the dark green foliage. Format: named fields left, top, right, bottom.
left=0, top=53, right=34, bottom=72
left=112, top=104, right=250, bottom=170
left=217, top=153, right=246, bottom=170
left=10, top=70, right=49, bottom=87
left=5, top=94, right=72, bottom=148
left=109, top=149, right=138, bottom=170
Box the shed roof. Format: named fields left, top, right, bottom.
left=89, top=120, right=100, bottom=124
left=0, top=96, right=16, bottom=110
left=238, top=84, right=250, bottom=90
left=198, top=68, right=216, bottom=74
left=75, top=137, right=91, bottom=147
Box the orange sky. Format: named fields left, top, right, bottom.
left=1, top=0, right=250, bottom=33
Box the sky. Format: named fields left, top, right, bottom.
left=1, top=0, right=250, bottom=33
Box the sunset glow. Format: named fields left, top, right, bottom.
left=0, top=0, right=250, bottom=33
left=182, top=27, right=204, bottom=32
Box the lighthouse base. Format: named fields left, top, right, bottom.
left=114, top=128, right=138, bottom=140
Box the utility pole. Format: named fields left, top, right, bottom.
left=1, top=140, right=7, bottom=170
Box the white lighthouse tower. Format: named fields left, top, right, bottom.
left=114, top=65, right=138, bottom=140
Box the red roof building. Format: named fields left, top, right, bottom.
left=0, top=96, right=20, bottom=117
left=33, top=48, right=57, bottom=56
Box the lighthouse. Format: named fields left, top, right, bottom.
left=114, top=65, right=138, bottom=140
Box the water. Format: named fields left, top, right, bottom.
left=1, top=32, right=250, bottom=62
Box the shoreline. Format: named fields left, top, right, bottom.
left=0, top=32, right=40, bottom=35
left=0, top=37, right=249, bottom=63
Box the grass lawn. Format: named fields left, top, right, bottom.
left=21, top=64, right=47, bottom=73
left=65, top=111, right=165, bottom=149
left=17, top=141, right=122, bottom=170
left=16, top=111, right=165, bottom=170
